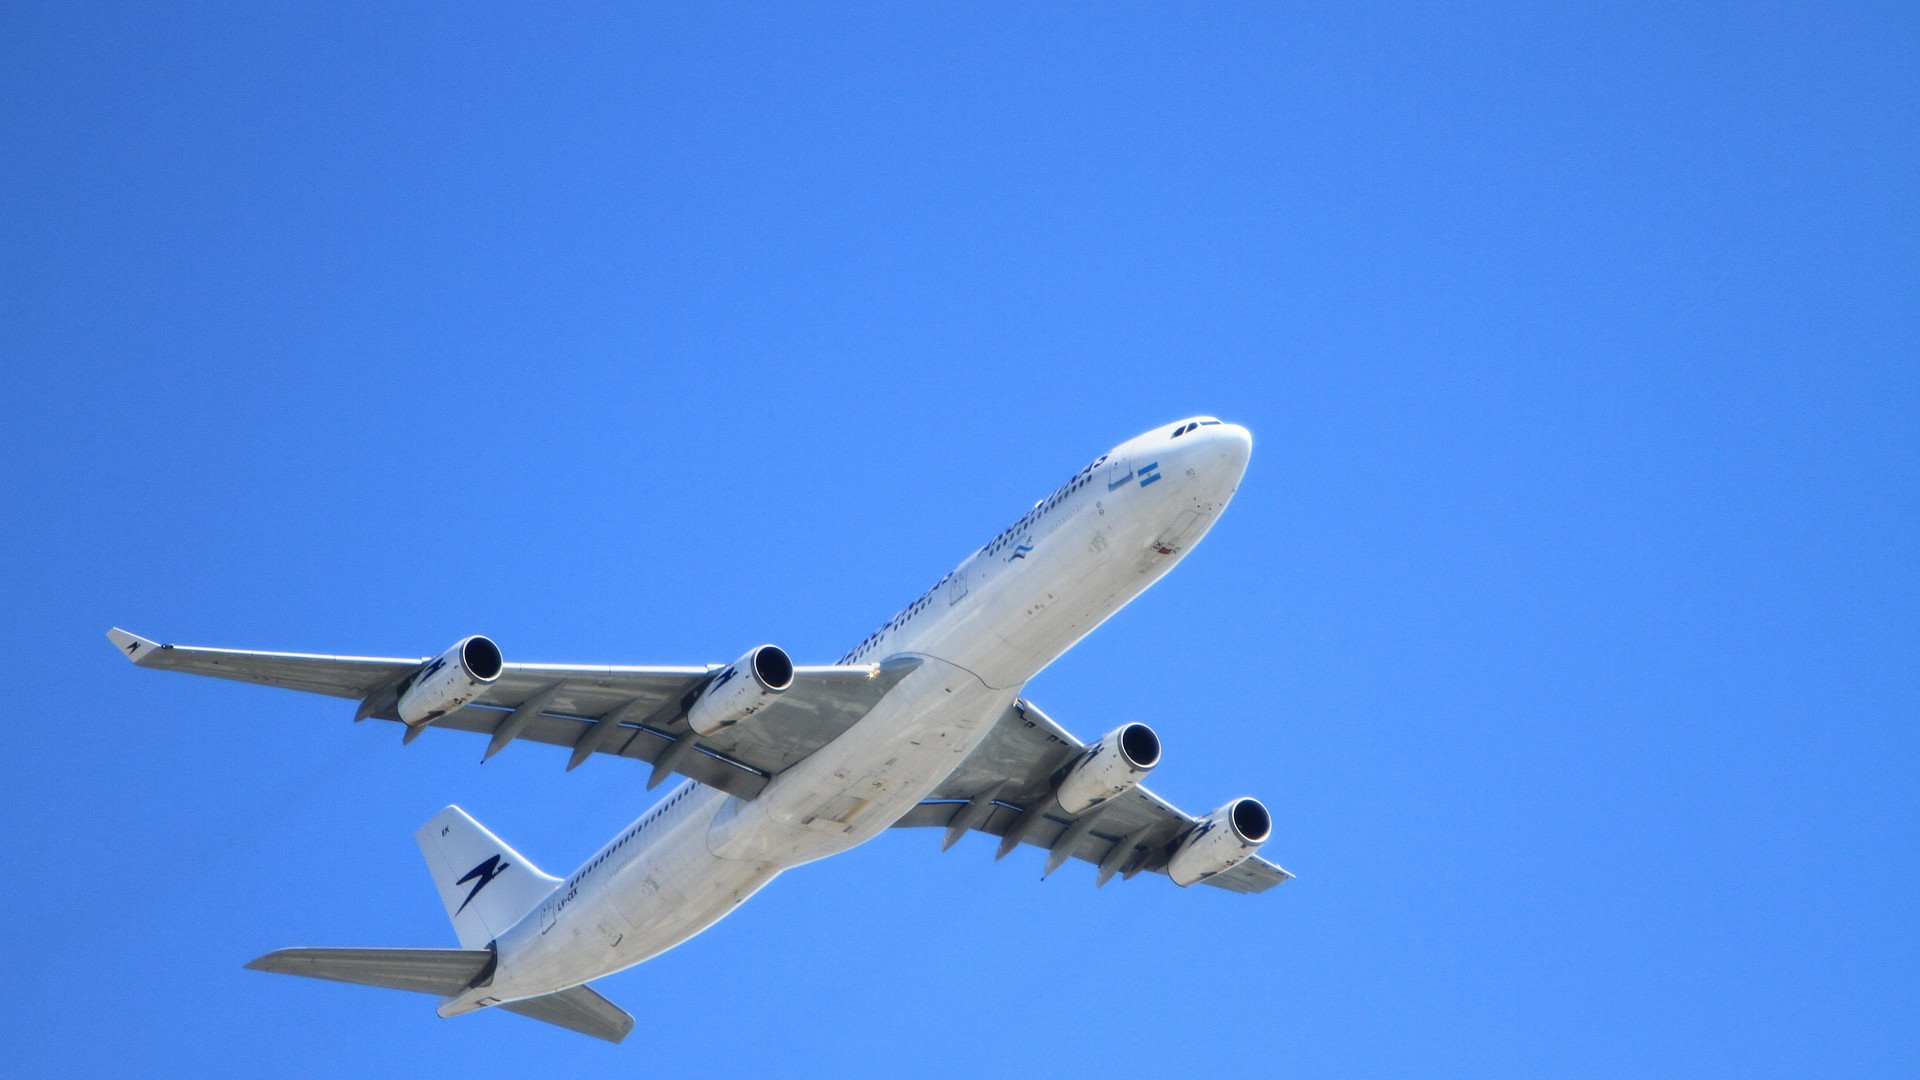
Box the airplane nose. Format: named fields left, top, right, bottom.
left=1192, top=423, right=1251, bottom=486
left=1214, top=423, right=1252, bottom=474
left=1153, top=421, right=1251, bottom=494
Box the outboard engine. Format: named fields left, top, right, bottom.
left=1166, top=797, right=1271, bottom=886
left=686, top=645, right=794, bottom=736
left=397, top=635, right=504, bottom=726
left=1055, top=722, right=1161, bottom=815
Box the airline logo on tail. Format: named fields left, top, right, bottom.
left=455, top=855, right=511, bottom=914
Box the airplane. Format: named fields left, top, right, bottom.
left=108, top=416, right=1289, bottom=1043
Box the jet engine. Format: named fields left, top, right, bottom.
left=1166, top=797, right=1271, bottom=886
left=1055, top=722, right=1161, bottom=815
left=686, top=645, right=794, bottom=736
left=397, top=635, right=504, bottom=725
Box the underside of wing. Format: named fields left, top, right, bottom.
left=416, top=655, right=922, bottom=798
left=108, top=627, right=421, bottom=699
left=108, top=629, right=920, bottom=799
left=894, top=698, right=1292, bottom=893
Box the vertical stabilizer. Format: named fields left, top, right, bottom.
left=416, top=806, right=560, bottom=950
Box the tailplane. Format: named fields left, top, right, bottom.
left=244, top=808, right=627, bottom=1042
left=247, top=947, right=493, bottom=996
left=247, top=948, right=633, bottom=1042
left=498, top=985, right=636, bottom=1043
left=415, top=805, right=560, bottom=949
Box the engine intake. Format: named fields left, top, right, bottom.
left=397, top=635, right=503, bottom=726
left=1166, top=797, right=1271, bottom=886
left=1055, top=722, right=1161, bottom=815
left=686, top=645, right=794, bottom=736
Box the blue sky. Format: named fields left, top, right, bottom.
left=2, top=3, right=1914, bottom=1077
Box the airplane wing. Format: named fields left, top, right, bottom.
left=889, top=698, right=1293, bottom=894
left=106, top=628, right=920, bottom=800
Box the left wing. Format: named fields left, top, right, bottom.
left=890, top=698, right=1292, bottom=894
left=106, top=628, right=918, bottom=799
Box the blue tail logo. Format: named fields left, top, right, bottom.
left=455, top=855, right=511, bottom=914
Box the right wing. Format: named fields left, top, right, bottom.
left=107, top=628, right=919, bottom=799
left=891, top=698, right=1292, bottom=894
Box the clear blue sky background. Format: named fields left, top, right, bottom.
left=3, top=3, right=1914, bottom=1077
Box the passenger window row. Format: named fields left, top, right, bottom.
left=572, top=785, right=693, bottom=885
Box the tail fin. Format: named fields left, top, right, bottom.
left=416, top=806, right=560, bottom=949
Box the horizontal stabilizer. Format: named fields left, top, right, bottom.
left=246, top=947, right=493, bottom=996
left=500, top=984, right=635, bottom=1043
left=248, top=949, right=633, bottom=1042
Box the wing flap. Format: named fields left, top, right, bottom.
left=426, top=701, right=774, bottom=799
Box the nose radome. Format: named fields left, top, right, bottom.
left=1216, top=423, right=1252, bottom=470
left=1202, top=423, right=1251, bottom=486
left=1196, top=421, right=1247, bottom=447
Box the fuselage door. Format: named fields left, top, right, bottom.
left=1104, top=454, right=1133, bottom=493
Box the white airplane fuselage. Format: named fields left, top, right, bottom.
left=445, top=419, right=1252, bottom=1015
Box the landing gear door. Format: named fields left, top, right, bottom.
left=1104, top=455, right=1133, bottom=492
left=1152, top=509, right=1212, bottom=555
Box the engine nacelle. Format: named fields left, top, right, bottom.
left=397, top=635, right=503, bottom=726
left=686, top=645, right=794, bottom=736
left=1166, top=797, right=1271, bottom=886
left=1055, top=722, right=1161, bottom=815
